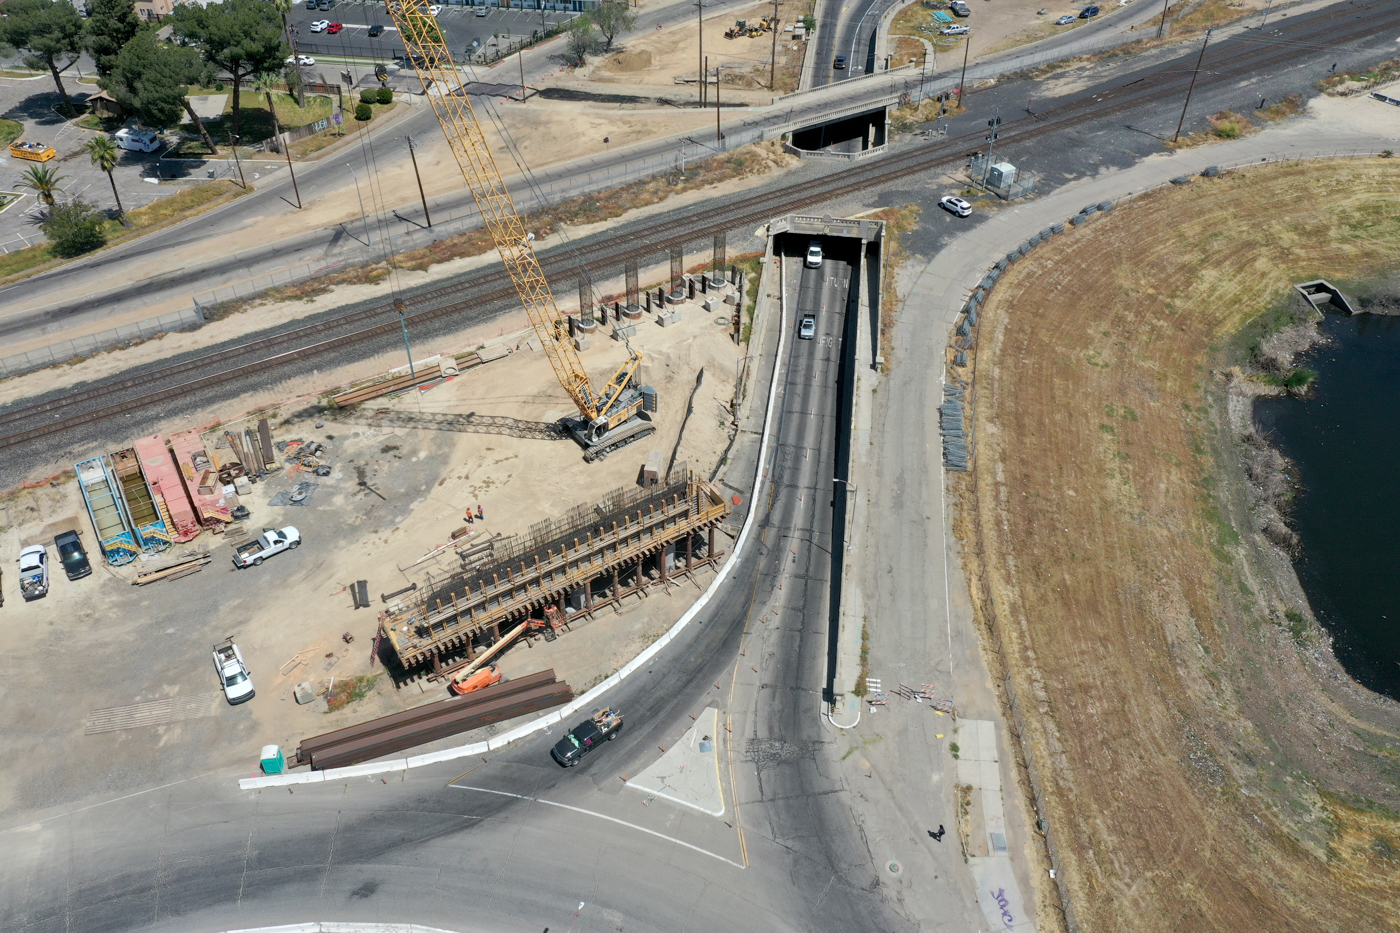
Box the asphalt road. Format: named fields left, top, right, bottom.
left=0, top=242, right=913, bottom=933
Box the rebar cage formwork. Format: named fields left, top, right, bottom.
left=379, top=469, right=730, bottom=670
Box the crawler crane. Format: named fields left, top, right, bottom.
left=385, top=0, right=656, bottom=461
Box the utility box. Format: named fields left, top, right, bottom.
left=987, top=162, right=1017, bottom=188
left=641, top=450, right=663, bottom=487
left=260, top=744, right=285, bottom=774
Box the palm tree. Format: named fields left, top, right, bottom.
left=251, top=72, right=284, bottom=153
left=85, top=136, right=127, bottom=226
left=17, top=165, right=64, bottom=207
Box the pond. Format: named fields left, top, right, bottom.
left=1254, top=311, right=1400, bottom=702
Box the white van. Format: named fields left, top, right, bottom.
left=113, top=128, right=161, bottom=153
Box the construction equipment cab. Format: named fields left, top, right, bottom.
left=551, top=708, right=624, bottom=767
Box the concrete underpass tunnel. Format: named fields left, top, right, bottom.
left=789, top=108, right=888, bottom=156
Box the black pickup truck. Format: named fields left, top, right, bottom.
left=551, top=708, right=624, bottom=767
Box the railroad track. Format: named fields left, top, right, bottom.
left=2, top=0, right=1393, bottom=455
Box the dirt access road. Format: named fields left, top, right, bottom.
left=964, top=159, right=1400, bottom=931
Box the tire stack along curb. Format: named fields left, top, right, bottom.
left=943, top=199, right=1123, bottom=472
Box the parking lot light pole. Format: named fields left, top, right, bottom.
left=346, top=162, right=372, bottom=246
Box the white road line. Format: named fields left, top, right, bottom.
left=0, top=770, right=222, bottom=836
left=451, top=785, right=745, bottom=869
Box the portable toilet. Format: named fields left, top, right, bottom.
left=260, top=744, right=285, bottom=775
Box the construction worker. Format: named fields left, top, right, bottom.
left=477, top=504, right=485, bottom=521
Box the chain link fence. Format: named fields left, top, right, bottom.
left=1, top=307, right=206, bottom=378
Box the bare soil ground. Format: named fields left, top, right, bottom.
left=961, top=160, right=1400, bottom=932
left=0, top=290, right=740, bottom=811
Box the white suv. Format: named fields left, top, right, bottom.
left=805, top=240, right=823, bottom=268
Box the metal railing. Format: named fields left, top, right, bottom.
left=0, top=306, right=206, bottom=378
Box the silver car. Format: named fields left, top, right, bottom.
left=805, top=241, right=823, bottom=267
left=799, top=315, right=816, bottom=339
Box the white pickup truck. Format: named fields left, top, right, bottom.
left=213, top=637, right=255, bottom=704
left=231, top=526, right=301, bottom=569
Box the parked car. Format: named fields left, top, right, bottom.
left=940, top=195, right=973, bottom=217
left=799, top=315, right=816, bottom=340
left=476, top=5, right=487, bottom=14
left=806, top=240, right=823, bottom=267
left=833, top=54, right=846, bottom=69
left=286, top=54, right=316, bottom=66
left=552, top=708, right=624, bottom=767
left=1079, top=5, right=1100, bottom=17
left=428, top=4, right=442, bottom=14
left=940, top=24, right=969, bottom=36
left=213, top=638, right=255, bottom=704
left=310, top=19, right=330, bottom=32
left=368, top=23, right=385, bottom=36
left=232, top=527, right=301, bottom=569
left=1055, top=14, right=1076, bottom=24
left=113, top=127, right=160, bottom=152
left=54, top=531, right=91, bottom=581
left=305, top=0, right=316, bottom=7
left=316, top=0, right=335, bottom=9
left=326, top=21, right=344, bottom=34
left=17, top=545, right=48, bottom=601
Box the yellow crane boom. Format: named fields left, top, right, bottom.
left=385, top=0, right=651, bottom=453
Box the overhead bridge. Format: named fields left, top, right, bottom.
left=379, top=468, right=730, bottom=671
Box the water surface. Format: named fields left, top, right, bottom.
left=1253, top=312, right=1400, bottom=701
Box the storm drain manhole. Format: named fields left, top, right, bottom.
left=887, top=860, right=902, bottom=876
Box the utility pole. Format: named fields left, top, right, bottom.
left=283, top=136, right=302, bottom=208
left=957, top=35, right=971, bottom=106
left=518, top=43, right=527, bottom=101
left=1258, top=0, right=1273, bottom=29
left=405, top=135, right=432, bottom=227
left=229, top=134, right=247, bottom=188
left=982, top=109, right=1001, bottom=188
left=347, top=162, right=372, bottom=246
left=1157, top=0, right=1169, bottom=38
left=769, top=0, right=778, bottom=90
left=1173, top=28, right=1212, bottom=143
left=394, top=299, right=416, bottom=380
left=290, top=26, right=306, bottom=107
left=696, top=0, right=705, bottom=107
left=714, top=60, right=722, bottom=145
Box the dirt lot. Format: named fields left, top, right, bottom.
left=962, top=160, right=1400, bottom=932
left=0, top=288, right=740, bottom=816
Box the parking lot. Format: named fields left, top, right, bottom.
left=286, top=1, right=575, bottom=68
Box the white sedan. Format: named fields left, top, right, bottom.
left=286, top=53, right=316, bottom=66
left=429, top=4, right=442, bottom=14
left=309, top=18, right=331, bottom=32
left=939, top=195, right=973, bottom=217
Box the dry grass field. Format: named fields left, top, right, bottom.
left=962, top=159, right=1400, bottom=932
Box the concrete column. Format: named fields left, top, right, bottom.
left=612, top=566, right=620, bottom=599
left=687, top=533, right=694, bottom=570
left=708, top=525, right=715, bottom=559
left=659, top=547, right=668, bottom=583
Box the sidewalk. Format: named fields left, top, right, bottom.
left=624, top=707, right=726, bottom=816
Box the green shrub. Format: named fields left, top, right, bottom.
left=41, top=200, right=107, bottom=257
left=359, top=88, right=377, bottom=103
left=376, top=87, right=393, bottom=104
left=1284, top=367, right=1316, bottom=390
left=354, top=102, right=373, bottom=122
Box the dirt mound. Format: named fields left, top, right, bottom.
left=605, top=49, right=653, bottom=72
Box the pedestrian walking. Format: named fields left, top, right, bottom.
left=477, top=504, right=485, bottom=520
left=928, top=824, right=946, bottom=841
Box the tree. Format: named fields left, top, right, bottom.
left=0, top=0, right=85, bottom=119
left=86, top=136, right=126, bottom=226
left=593, top=0, right=636, bottom=52
left=354, top=102, right=372, bottom=121
left=107, top=30, right=219, bottom=155
left=18, top=165, right=64, bottom=206
left=563, top=15, right=596, bottom=68
left=85, top=0, right=142, bottom=79
left=41, top=200, right=108, bottom=257
left=250, top=72, right=283, bottom=152
left=168, top=0, right=287, bottom=139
